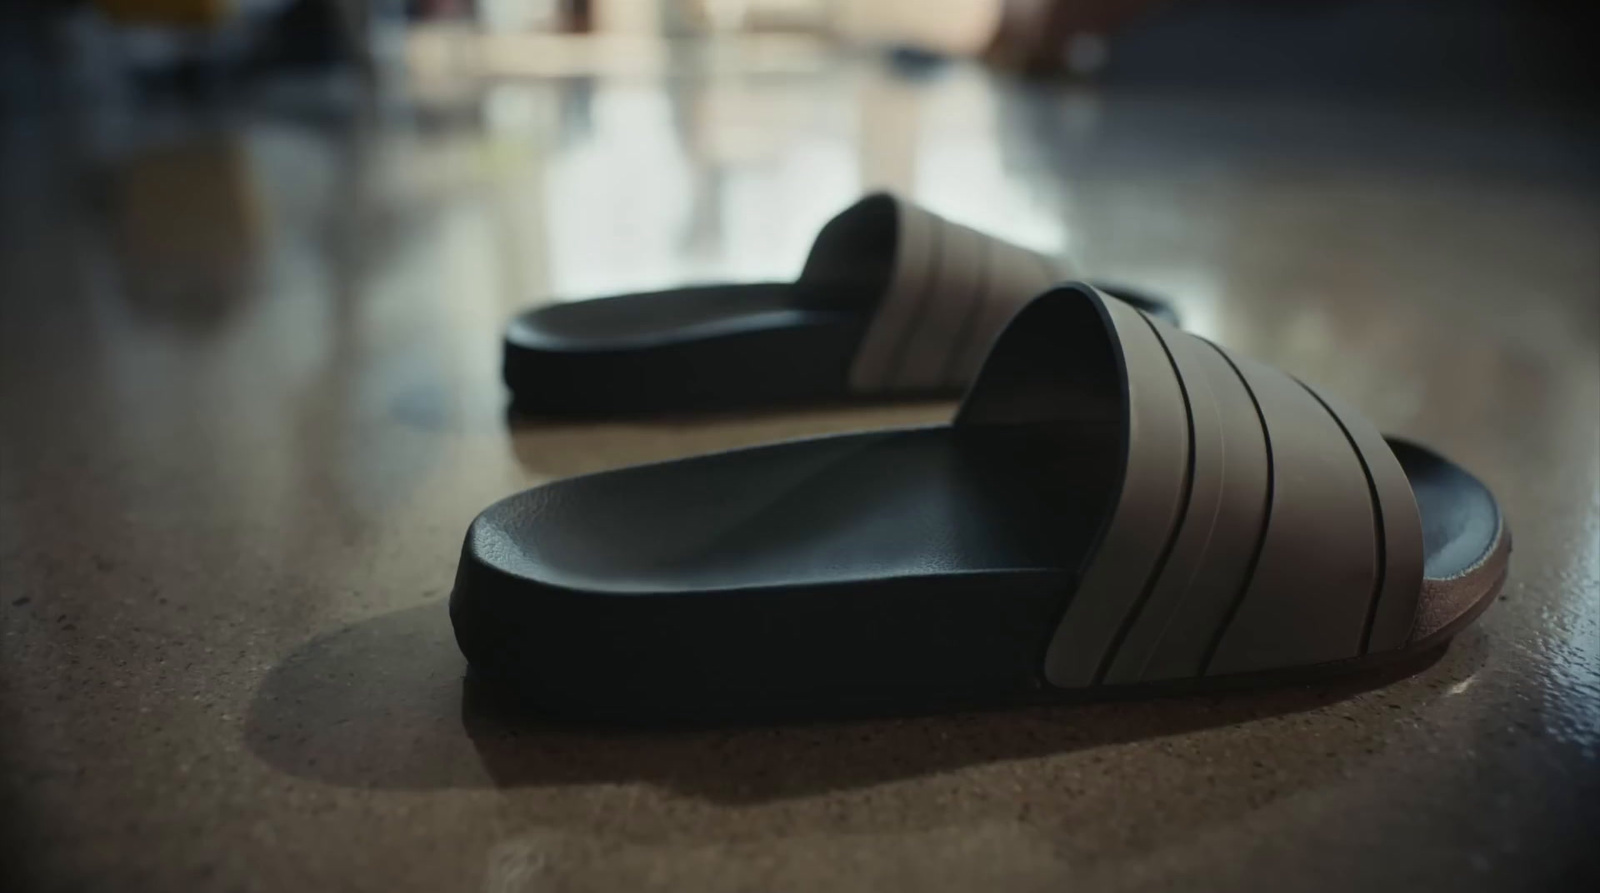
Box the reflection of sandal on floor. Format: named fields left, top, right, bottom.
left=503, top=193, right=1174, bottom=415
left=455, top=284, right=1507, bottom=719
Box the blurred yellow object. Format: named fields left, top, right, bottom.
left=95, top=0, right=233, bottom=28
left=108, top=137, right=261, bottom=324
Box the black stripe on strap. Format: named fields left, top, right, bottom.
left=1092, top=314, right=1199, bottom=685
left=1298, top=382, right=1389, bottom=655
left=1197, top=342, right=1276, bottom=677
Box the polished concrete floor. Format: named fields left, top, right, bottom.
left=2, top=56, right=1598, bottom=892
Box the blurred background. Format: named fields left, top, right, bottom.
left=2, top=0, right=1595, bottom=454
left=3, top=1, right=1593, bottom=337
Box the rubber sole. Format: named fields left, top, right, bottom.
left=503, top=283, right=1177, bottom=416
left=453, top=547, right=1505, bottom=726
left=450, top=429, right=1506, bottom=723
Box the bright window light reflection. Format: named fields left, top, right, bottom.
left=542, top=83, right=694, bottom=301
left=911, top=70, right=1070, bottom=260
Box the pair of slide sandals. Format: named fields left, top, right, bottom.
left=455, top=195, right=1508, bottom=720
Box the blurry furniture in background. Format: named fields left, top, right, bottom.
left=95, top=0, right=232, bottom=27
left=47, top=0, right=369, bottom=99
left=986, top=0, right=1164, bottom=74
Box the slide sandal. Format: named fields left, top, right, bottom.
left=504, top=193, right=1176, bottom=415
left=455, top=284, right=1508, bottom=719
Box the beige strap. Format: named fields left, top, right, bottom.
left=1201, top=353, right=1381, bottom=675
left=967, top=285, right=1426, bottom=687
left=1041, top=297, right=1191, bottom=687
left=1302, top=387, right=1426, bottom=653
left=848, top=198, right=1067, bottom=395
left=1101, top=328, right=1271, bottom=684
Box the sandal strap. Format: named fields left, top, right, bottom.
left=848, top=196, right=1070, bottom=395
left=958, top=285, right=1424, bottom=687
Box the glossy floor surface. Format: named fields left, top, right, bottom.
left=3, top=55, right=1598, bottom=891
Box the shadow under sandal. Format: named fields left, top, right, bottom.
left=455, top=284, right=1508, bottom=720
left=503, top=192, right=1175, bottom=414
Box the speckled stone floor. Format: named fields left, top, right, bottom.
left=2, top=56, right=1597, bottom=892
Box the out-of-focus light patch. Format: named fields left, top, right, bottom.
left=694, top=82, right=826, bottom=165
left=405, top=29, right=831, bottom=85
left=1369, top=368, right=1424, bottom=425
left=911, top=70, right=1069, bottom=258
left=483, top=159, right=554, bottom=319
left=717, top=138, right=860, bottom=284
left=484, top=84, right=559, bottom=139
left=1447, top=676, right=1477, bottom=696
left=1089, top=266, right=1225, bottom=345
left=408, top=31, right=670, bottom=80
left=1284, top=306, right=1335, bottom=359
left=366, top=134, right=502, bottom=205
left=1278, top=299, right=1425, bottom=421
left=596, top=0, right=661, bottom=33
left=541, top=84, right=696, bottom=301
left=419, top=200, right=512, bottom=395
left=1064, top=33, right=1110, bottom=76
left=703, top=0, right=750, bottom=32
left=480, top=0, right=561, bottom=33
left=854, top=75, right=923, bottom=197
left=89, top=126, right=353, bottom=568
left=1145, top=271, right=1224, bottom=344
left=530, top=69, right=861, bottom=301
left=833, top=0, right=1001, bottom=56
